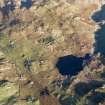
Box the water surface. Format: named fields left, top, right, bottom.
left=92, top=4, right=105, bottom=57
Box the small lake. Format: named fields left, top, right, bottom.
left=56, top=55, right=83, bottom=76
left=20, top=0, right=32, bottom=9
left=56, top=54, right=93, bottom=76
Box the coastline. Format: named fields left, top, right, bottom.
left=90, top=3, right=104, bottom=54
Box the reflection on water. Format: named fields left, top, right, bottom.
left=92, top=5, right=105, bottom=57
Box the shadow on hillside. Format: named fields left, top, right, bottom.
left=74, top=80, right=105, bottom=96
left=88, top=92, right=105, bottom=104
left=0, top=0, right=33, bottom=19
left=92, top=4, right=105, bottom=57
left=0, top=0, right=15, bottom=18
